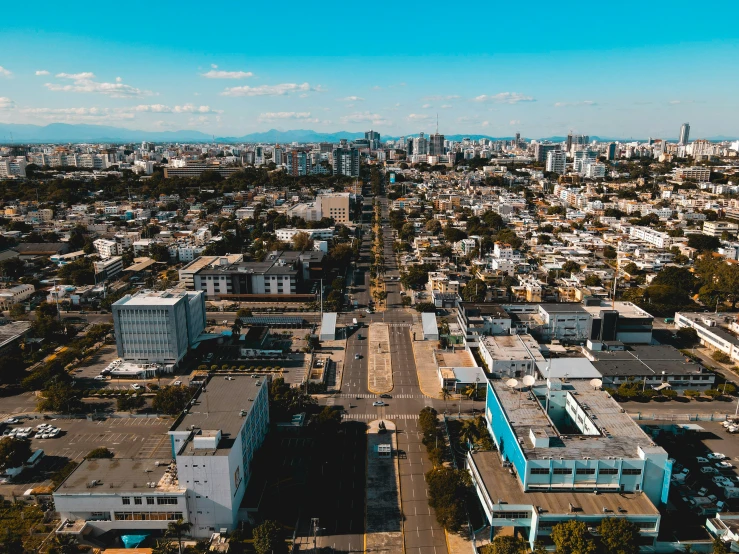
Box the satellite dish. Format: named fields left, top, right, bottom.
left=590, top=378, right=603, bottom=389
left=522, top=375, right=536, bottom=387
left=506, top=378, right=519, bottom=389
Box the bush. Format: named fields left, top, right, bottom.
left=662, top=389, right=678, bottom=399
left=683, top=389, right=701, bottom=399
left=85, top=447, right=114, bottom=459
left=704, top=389, right=722, bottom=399
left=712, top=351, right=732, bottom=364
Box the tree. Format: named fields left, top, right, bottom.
left=603, top=245, right=618, bottom=259
left=415, top=302, right=436, bottom=313
left=149, top=243, right=171, bottom=262
left=583, top=274, right=602, bottom=287
left=425, top=219, right=442, bottom=235
left=713, top=537, right=729, bottom=554
left=688, top=234, right=720, bottom=252
left=117, top=395, right=146, bottom=413
left=676, top=327, right=699, bottom=346
left=443, top=226, right=468, bottom=243
left=38, top=382, right=82, bottom=413
left=166, top=519, right=192, bottom=554
left=253, top=520, right=287, bottom=554
left=599, top=518, right=640, bottom=554
left=0, top=437, right=31, bottom=471
left=487, top=535, right=527, bottom=554
left=426, top=467, right=471, bottom=532
left=562, top=260, right=581, bottom=276
left=85, top=447, right=114, bottom=459
left=651, top=266, right=696, bottom=294
left=550, top=520, right=597, bottom=554
left=292, top=231, right=314, bottom=251
left=152, top=385, right=193, bottom=415
left=48, top=534, right=79, bottom=554
left=461, top=279, right=487, bottom=302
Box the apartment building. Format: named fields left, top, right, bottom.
left=93, top=256, right=123, bottom=282
left=0, top=157, right=28, bottom=178
left=703, top=221, right=739, bottom=237
left=317, top=193, right=351, bottom=224
left=545, top=151, right=566, bottom=175
left=275, top=228, right=334, bottom=243
left=93, top=239, right=120, bottom=259
left=0, top=284, right=35, bottom=310
left=673, top=166, right=711, bottom=182
left=112, top=289, right=206, bottom=365
left=629, top=226, right=672, bottom=249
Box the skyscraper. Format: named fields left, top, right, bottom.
left=679, top=123, right=690, bottom=146
left=534, top=142, right=560, bottom=163
left=332, top=148, right=360, bottom=177
left=273, top=146, right=283, bottom=166
left=429, top=133, right=445, bottom=156
left=605, top=142, right=617, bottom=161
left=413, top=132, right=429, bottom=156
left=546, top=151, right=567, bottom=175
left=365, top=130, right=380, bottom=150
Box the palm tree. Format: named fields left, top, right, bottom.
left=152, top=539, right=177, bottom=554
left=441, top=388, right=452, bottom=411
left=459, top=419, right=480, bottom=447
left=166, top=519, right=192, bottom=554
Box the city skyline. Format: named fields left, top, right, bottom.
left=1, top=2, right=738, bottom=138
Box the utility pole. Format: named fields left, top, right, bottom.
left=311, top=517, right=319, bottom=553
left=320, top=278, right=323, bottom=318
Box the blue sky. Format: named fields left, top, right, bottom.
left=0, top=1, right=738, bottom=138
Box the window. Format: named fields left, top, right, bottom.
left=122, top=497, right=131, bottom=505
left=576, top=468, right=596, bottom=475
left=530, top=468, right=550, bottom=475
left=157, top=496, right=179, bottom=505
left=553, top=468, right=572, bottom=475
left=599, top=468, right=618, bottom=475
left=623, top=468, right=642, bottom=475
left=146, top=497, right=154, bottom=505
left=134, top=497, right=142, bottom=505
left=495, top=511, right=531, bottom=519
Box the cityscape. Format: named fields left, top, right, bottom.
left=3, top=5, right=739, bottom=554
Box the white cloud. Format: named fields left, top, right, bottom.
left=423, top=95, right=460, bottom=101
left=134, top=104, right=221, bottom=114
left=509, top=120, right=520, bottom=125
left=372, top=85, right=382, bottom=90
left=46, top=73, right=150, bottom=98
left=421, top=104, right=433, bottom=109
left=474, top=92, right=535, bottom=104
left=407, top=113, right=433, bottom=122
left=481, top=121, right=490, bottom=127
left=35, top=70, right=50, bottom=76
left=668, top=100, right=681, bottom=105
left=221, top=82, right=314, bottom=97
left=258, top=112, right=318, bottom=123
left=201, top=69, right=254, bottom=79
left=0, top=97, right=15, bottom=110
left=0, top=66, right=12, bottom=77
left=211, top=64, right=218, bottom=69
left=440, top=104, right=452, bottom=109
left=341, top=96, right=365, bottom=101
left=55, top=72, right=95, bottom=80
left=340, top=112, right=392, bottom=126
left=554, top=100, right=596, bottom=107
left=134, top=104, right=172, bottom=113
left=19, top=106, right=136, bottom=122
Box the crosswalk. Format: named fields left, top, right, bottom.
left=387, top=323, right=413, bottom=328
left=342, top=413, right=420, bottom=420
left=336, top=393, right=422, bottom=399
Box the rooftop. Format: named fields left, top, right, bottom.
left=535, top=358, right=601, bottom=380
left=582, top=300, right=653, bottom=320
left=55, top=458, right=180, bottom=494
left=490, top=378, right=658, bottom=460
left=587, top=344, right=707, bottom=377
left=468, top=450, right=659, bottom=516
left=170, top=375, right=266, bottom=454
left=480, top=334, right=545, bottom=362
left=114, top=289, right=198, bottom=307
left=0, top=320, right=32, bottom=350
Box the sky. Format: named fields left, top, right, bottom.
left=0, top=1, right=738, bottom=139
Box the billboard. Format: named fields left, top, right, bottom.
left=389, top=172, right=395, bottom=184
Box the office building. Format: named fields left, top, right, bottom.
left=545, top=151, right=566, bottom=175
left=112, top=289, right=206, bottom=365
left=54, top=374, right=270, bottom=540
left=317, top=192, right=351, bottom=223
left=255, top=146, right=264, bottom=165
left=429, top=133, right=445, bottom=156
left=478, top=334, right=545, bottom=378
left=275, top=228, right=334, bottom=243
left=93, top=256, right=123, bottom=282
left=573, top=150, right=598, bottom=172
left=0, top=284, right=35, bottom=310
left=287, top=150, right=308, bottom=176
left=365, top=130, right=381, bottom=150
left=676, top=311, right=739, bottom=364
left=332, top=148, right=360, bottom=177
left=273, top=146, right=283, bottom=166
left=566, top=133, right=590, bottom=152
left=413, top=132, right=429, bottom=156
left=0, top=157, right=28, bottom=178
left=679, top=122, right=690, bottom=146
left=534, top=142, right=560, bottom=163
left=673, top=166, right=711, bottom=182
left=605, top=142, right=617, bottom=160
left=469, top=377, right=669, bottom=549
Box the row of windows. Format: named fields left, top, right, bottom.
left=494, top=511, right=531, bottom=519
left=121, top=496, right=179, bottom=505
left=530, top=467, right=624, bottom=476
left=114, top=511, right=183, bottom=521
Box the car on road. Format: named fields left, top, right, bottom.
left=131, top=383, right=142, bottom=391
left=94, top=375, right=106, bottom=381
left=366, top=309, right=372, bottom=314
left=173, top=380, right=182, bottom=386
left=380, top=394, right=392, bottom=398
left=708, top=453, right=726, bottom=460
left=372, top=401, right=385, bottom=407
left=354, top=354, right=361, bottom=360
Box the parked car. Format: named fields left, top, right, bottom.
left=173, top=381, right=182, bottom=386
left=713, top=476, right=733, bottom=487
left=131, top=383, right=142, bottom=391
left=380, top=394, right=392, bottom=399
left=696, top=456, right=709, bottom=464
left=716, top=461, right=733, bottom=469
left=708, top=453, right=726, bottom=460
left=372, top=401, right=385, bottom=407
left=701, top=466, right=719, bottom=474
left=94, top=375, right=106, bottom=381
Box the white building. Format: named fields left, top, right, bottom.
left=478, top=334, right=545, bottom=378
left=703, top=221, right=739, bottom=238
left=629, top=226, right=672, bottom=249
left=0, top=157, right=28, bottom=178
left=112, top=289, right=206, bottom=365
left=0, top=284, right=34, bottom=310
left=275, top=228, right=334, bottom=243
left=93, top=239, right=120, bottom=259
left=545, top=151, right=566, bottom=175
left=93, top=256, right=123, bottom=282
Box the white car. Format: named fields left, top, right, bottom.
left=4, top=418, right=18, bottom=424
left=696, top=457, right=709, bottom=464
left=94, top=375, right=106, bottom=381
left=373, top=401, right=385, bottom=407
left=49, top=428, right=60, bottom=438
left=713, top=476, right=733, bottom=487
left=34, top=432, right=44, bottom=439
left=131, top=383, right=142, bottom=391
left=708, top=453, right=726, bottom=460
left=716, top=461, right=733, bottom=469
left=173, top=381, right=182, bottom=386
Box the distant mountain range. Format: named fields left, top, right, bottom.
left=0, top=122, right=735, bottom=144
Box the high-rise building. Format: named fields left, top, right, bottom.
left=605, top=142, right=617, bottom=161
left=273, top=146, right=283, bottom=166
left=514, top=133, right=521, bottom=147
left=365, top=130, right=381, bottom=150
left=534, top=142, right=560, bottom=163
left=287, top=150, right=308, bottom=176
left=429, top=133, right=445, bottom=156
left=332, top=148, right=360, bottom=177
left=413, top=132, right=429, bottom=156
left=573, top=149, right=599, bottom=172
left=546, top=150, right=567, bottom=175
left=679, top=122, right=690, bottom=146
left=112, top=289, right=206, bottom=365
left=255, top=146, right=264, bottom=165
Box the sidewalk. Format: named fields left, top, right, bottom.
left=368, top=323, right=393, bottom=393
left=366, top=419, right=403, bottom=553
left=411, top=323, right=442, bottom=399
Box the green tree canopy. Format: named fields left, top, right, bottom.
left=0, top=437, right=32, bottom=471
left=253, top=520, right=288, bottom=554
left=599, top=518, right=640, bottom=554
left=550, top=520, right=597, bottom=554
left=152, top=385, right=193, bottom=415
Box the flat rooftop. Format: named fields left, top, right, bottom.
left=678, top=312, right=739, bottom=348
left=468, top=450, right=659, bottom=516
left=587, top=344, right=707, bottom=377
left=491, top=378, right=658, bottom=460
left=480, top=334, right=545, bottom=362
left=582, top=300, right=653, bottom=320
left=435, top=349, right=475, bottom=368
left=0, top=320, right=32, bottom=349
left=56, top=458, right=180, bottom=494
left=170, top=375, right=265, bottom=454
left=114, top=289, right=196, bottom=307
